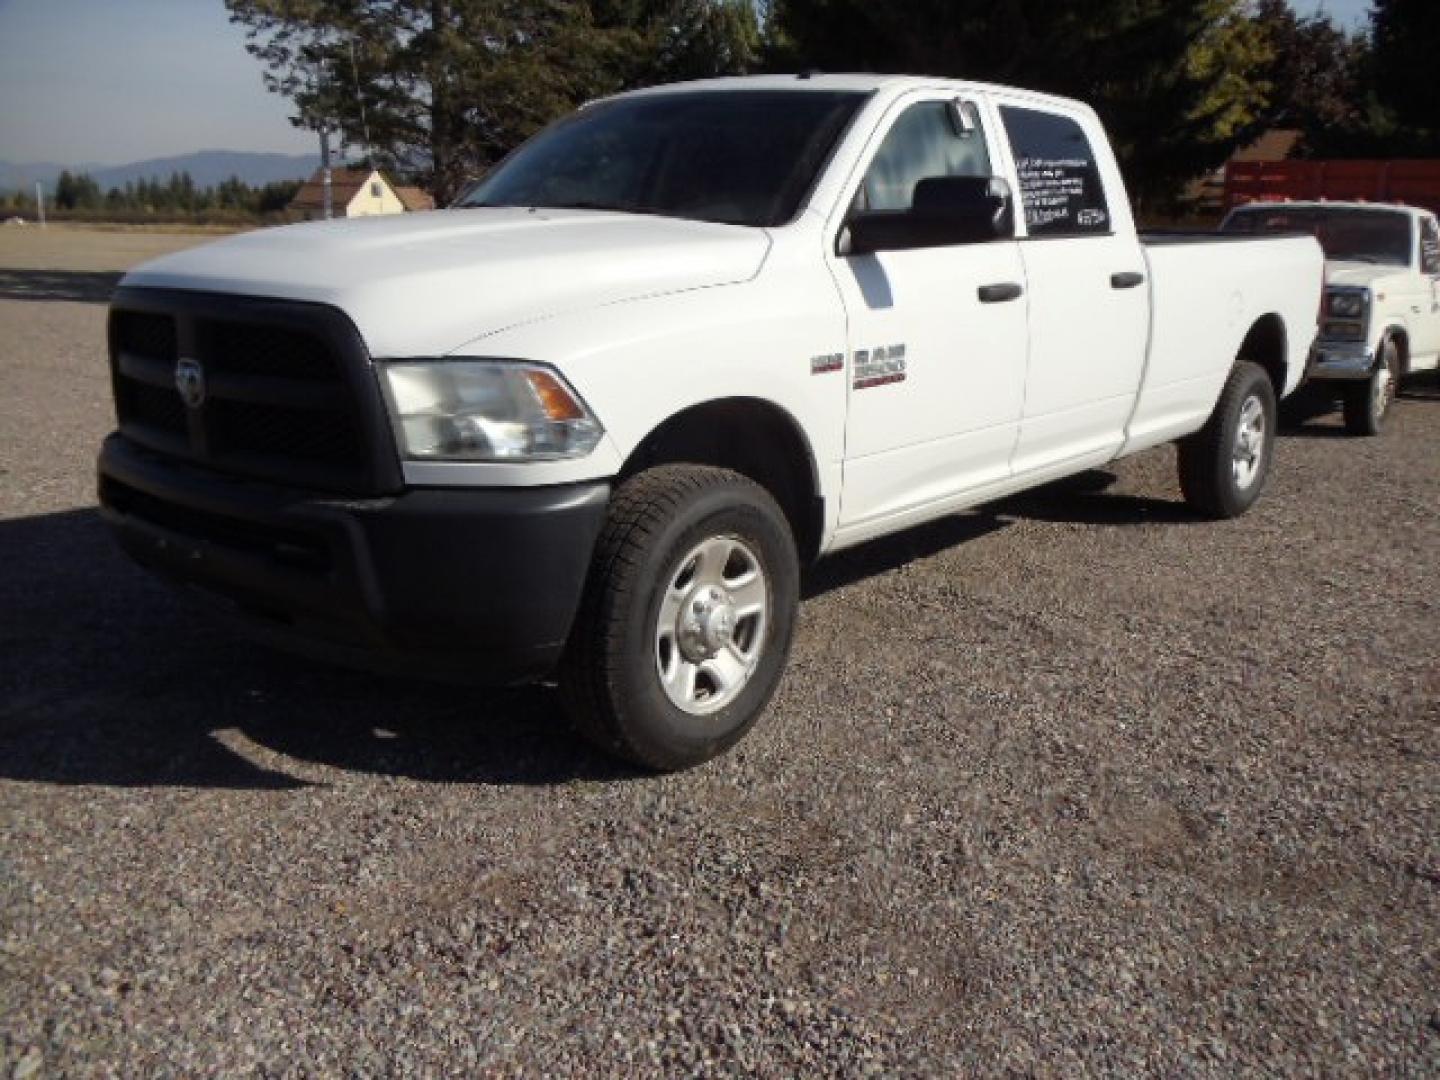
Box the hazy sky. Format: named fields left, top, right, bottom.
left=0, top=0, right=1377, bottom=167
left=0, top=0, right=315, bottom=164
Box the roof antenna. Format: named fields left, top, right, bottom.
left=797, top=69, right=821, bottom=80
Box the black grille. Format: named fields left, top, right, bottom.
left=107, top=291, right=397, bottom=495
left=114, top=311, right=177, bottom=362
left=201, top=321, right=341, bottom=381
left=211, top=399, right=362, bottom=465
left=119, top=379, right=188, bottom=436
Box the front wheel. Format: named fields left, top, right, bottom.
left=1178, top=360, right=1277, bottom=519
left=1343, top=338, right=1398, bottom=436
left=558, top=465, right=799, bottom=771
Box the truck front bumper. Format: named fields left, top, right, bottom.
left=97, top=434, right=610, bottom=684
left=1308, top=342, right=1375, bottom=381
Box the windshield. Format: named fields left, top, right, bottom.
left=1221, top=207, right=1414, bottom=266
left=455, top=90, right=867, bottom=228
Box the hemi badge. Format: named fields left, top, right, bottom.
left=810, top=353, right=844, bottom=375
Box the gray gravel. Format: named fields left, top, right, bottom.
left=1, top=229, right=1438, bottom=1076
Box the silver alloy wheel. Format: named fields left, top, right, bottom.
left=655, top=534, right=769, bottom=716
left=1371, top=351, right=1395, bottom=423
left=1232, top=394, right=1266, bottom=491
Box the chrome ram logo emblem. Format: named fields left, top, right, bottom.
left=174, top=357, right=206, bottom=409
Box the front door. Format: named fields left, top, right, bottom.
left=831, top=94, right=1029, bottom=536
left=1416, top=215, right=1440, bottom=361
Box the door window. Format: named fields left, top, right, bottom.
left=859, top=100, right=992, bottom=212
left=1000, top=106, right=1111, bottom=237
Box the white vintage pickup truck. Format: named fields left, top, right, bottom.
left=1222, top=200, right=1440, bottom=434
left=98, top=75, right=1323, bottom=769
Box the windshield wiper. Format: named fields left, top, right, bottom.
left=540, top=200, right=683, bottom=220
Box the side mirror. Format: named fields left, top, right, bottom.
left=845, top=175, right=1015, bottom=256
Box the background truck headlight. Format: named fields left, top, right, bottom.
left=1326, top=291, right=1367, bottom=318
left=378, top=360, right=603, bottom=461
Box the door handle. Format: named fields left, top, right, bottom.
left=1111, top=271, right=1145, bottom=289
left=978, top=283, right=1024, bottom=303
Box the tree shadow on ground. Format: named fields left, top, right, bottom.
left=0, top=268, right=122, bottom=303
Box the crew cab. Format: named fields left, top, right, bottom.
left=1221, top=200, right=1440, bottom=434
left=98, top=75, right=1324, bottom=770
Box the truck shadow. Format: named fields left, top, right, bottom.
left=4, top=474, right=1203, bottom=788
left=1277, top=386, right=1356, bottom=438
left=1399, top=376, right=1440, bottom=402
left=0, top=508, right=634, bottom=789
left=992, top=470, right=1202, bottom=526
left=803, top=470, right=1199, bottom=598
left=0, top=268, right=123, bottom=304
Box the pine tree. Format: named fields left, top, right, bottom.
left=1370, top=0, right=1440, bottom=150
left=226, top=1, right=759, bottom=204
left=768, top=0, right=1275, bottom=206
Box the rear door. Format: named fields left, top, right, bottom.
left=991, top=100, right=1150, bottom=476
left=830, top=92, right=1029, bottom=534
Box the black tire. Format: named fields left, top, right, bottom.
left=1342, top=338, right=1398, bottom=436
left=558, top=464, right=800, bottom=771
left=1178, top=360, right=1277, bottom=519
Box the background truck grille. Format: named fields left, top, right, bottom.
left=107, top=290, right=399, bottom=495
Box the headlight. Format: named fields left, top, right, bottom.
left=378, top=360, right=603, bottom=461
left=1326, top=291, right=1367, bottom=319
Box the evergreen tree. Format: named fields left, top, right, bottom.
left=768, top=0, right=1274, bottom=206
left=225, top=1, right=759, bottom=204
left=1249, top=0, right=1368, bottom=146
left=54, top=170, right=78, bottom=210
left=1370, top=0, right=1440, bottom=150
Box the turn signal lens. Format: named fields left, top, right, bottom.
left=524, top=368, right=588, bottom=422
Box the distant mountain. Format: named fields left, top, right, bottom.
left=1, top=151, right=320, bottom=194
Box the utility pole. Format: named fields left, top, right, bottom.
left=35, top=181, right=46, bottom=228
left=320, top=123, right=334, bottom=220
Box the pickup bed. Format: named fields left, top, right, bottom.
left=98, top=74, right=1324, bottom=769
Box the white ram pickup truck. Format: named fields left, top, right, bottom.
left=98, top=75, right=1323, bottom=769
left=1222, top=200, right=1440, bottom=434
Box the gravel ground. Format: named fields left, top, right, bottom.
left=1, top=229, right=1437, bottom=1076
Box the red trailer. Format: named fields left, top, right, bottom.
left=1225, top=159, right=1440, bottom=216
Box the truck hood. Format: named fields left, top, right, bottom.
left=120, top=208, right=772, bottom=357
left=1324, top=260, right=1408, bottom=289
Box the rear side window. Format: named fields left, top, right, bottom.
left=1000, top=106, right=1110, bottom=237
left=1422, top=218, right=1440, bottom=274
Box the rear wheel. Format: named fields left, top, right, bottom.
left=558, top=465, right=799, bottom=771
left=1343, top=338, right=1398, bottom=436
left=1178, top=360, right=1277, bottom=519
